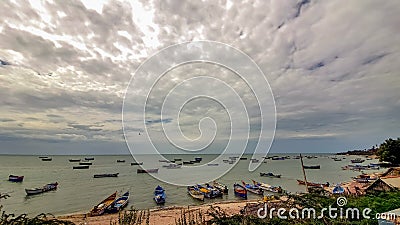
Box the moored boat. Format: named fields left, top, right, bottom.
left=8, top=175, right=24, bottom=182
left=25, top=182, right=58, bottom=195
left=107, top=191, right=129, bottom=213
left=69, top=159, right=81, bottom=162
left=163, top=163, right=182, bottom=169
left=117, top=160, right=125, bottom=163
left=90, top=192, right=117, bottom=216
left=194, top=157, right=202, bottom=162
left=183, top=161, right=194, bottom=165
left=94, top=173, right=119, bottom=178
left=332, top=184, right=344, bottom=194
left=242, top=181, right=263, bottom=195
left=351, top=158, right=365, bottom=163
left=131, top=162, right=143, bottom=165
left=187, top=186, right=204, bottom=201
left=198, top=184, right=222, bottom=198
left=303, top=165, right=321, bottom=169
left=297, top=179, right=329, bottom=188
left=260, top=172, right=281, bottom=178
left=41, top=158, right=52, bottom=161
left=85, top=157, right=95, bottom=161
left=137, top=168, right=158, bottom=173
left=154, top=185, right=166, bottom=204
left=207, top=163, right=219, bottom=166
left=73, top=165, right=89, bottom=169
left=79, top=161, right=92, bottom=165
left=233, top=183, right=247, bottom=199
left=252, top=180, right=282, bottom=193
left=213, top=181, right=229, bottom=194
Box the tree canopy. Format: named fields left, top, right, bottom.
left=377, top=138, right=400, bottom=164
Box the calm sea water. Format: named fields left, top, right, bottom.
left=0, top=154, right=383, bottom=216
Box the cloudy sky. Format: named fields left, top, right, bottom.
left=0, top=0, right=399, bottom=155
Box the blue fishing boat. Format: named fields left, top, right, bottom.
left=332, top=184, right=345, bottom=194
left=154, top=185, right=166, bottom=204
left=233, top=183, right=247, bottom=199
left=106, top=191, right=129, bottom=213
left=242, top=181, right=264, bottom=195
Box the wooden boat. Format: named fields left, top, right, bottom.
left=271, top=157, right=285, bottom=160
left=183, top=161, right=194, bottom=165
left=240, top=157, right=248, bottom=160
left=250, top=159, right=259, bottom=163
left=303, top=165, right=320, bottom=169
left=154, top=185, right=166, bottom=204
left=73, top=165, right=89, bottom=169
left=242, top=181, right=263, bottom=195
left=351, top=158, right=365, bottom=163
left=187, top=186, right=204, bottom=201
left=69, top=159, right=81, bottom=162
left=260, top=172, right=281, bottom=178
left=79, top=162, right=92, bottom=165
left=131, top=162, right=143, bottom=165
left=107, top=191, right=129, bottom=213
left=163, top=163, right=182, bottom=169
left=233, top=183, right=247, bottom=199
left=252, top=180, right=282, bottom=193
left=117, top=160, right=125, bottom=163
left=194, top=157, right=202, bottom=162
left=332, top=184, right=345, bottom=194
left=207, top=163, right=219, bottom=166
left=85, top=157, right=95, bottom=161
left=90, top=192, right=117, bottom=216
left=94, top=173, right=119, bottom=178
left=41, top=158, right=52, bottom=161
left=8, top=175, right=24, bottom=182
left=25, top=182, right=58, bottom=195
left=297, top=179, right=329, bottom=188
left=212, top=181, right=228, bottom=194
left=38, top=156, right=48, bottom=159
left=137, top=168, right=158, bottom=173
left=198, top=184, right=222, bottom=198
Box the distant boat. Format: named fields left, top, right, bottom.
left=162, top=163, right=182, bottom=169
left=194, top=157, right=202, bottom=162
left=73, top=165, right=89, bottom=169
left=332, top=184, right=344, bottom=194
left=154, top=185, right=166, bottom=204
left=8, top=175, right=24, bottom=182
left=137, top=168, right=158, bottom=173
left=297, top=179, right=329, bottom=188
left=271, top=157, right=285, bottom=160
left=183, top=161, right=194, bottom=165
left=333, top=158, right=342, bottom=161
left=107, top=191, right=129, bottom=213
left=25, top=182, right=58, bottom=196
left=250, top=159, right=259, bottom=163
left=252, top=180, right=282, bottom=193
left=69, top=159, right=81, bottom=162
left=174, top=158, right=182, bottom=161
left=187, top=186, right=205, bottom=201
left=79, top=162, right=92, bottom=165
left=233, top=183, right=247, bottom=199
left=85, top=157, right=95, bottom=161
left=38, top=156, right=48, bottom=159
left=117, top=160, right=125, bottom=163
left=90, top=192, right=117, bottom=216
left=242, top=181, right=263, bottom=195
left=131, top=162, right=143, bottom=165
left=303, top=165, right=321, bottom=169
left=240, top=157, right=248, bottom=160
left=260, top=172, right=281, bottom=178
left=94, top=173, right=119, bottom=178
left=41, top=158, right=52, bottom=161
left=207, top=163, right=219, bottom=166
left=351, top=158, right=365, bottom=163
left=213, top=181, right=228, bottom=194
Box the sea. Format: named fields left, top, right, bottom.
left=0, top=154, right=383, bottom=216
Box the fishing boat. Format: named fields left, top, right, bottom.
left=90, top=192, right=117, bottom=216
left=213, top=181, right=229, bottom=194
left=233, top=183, right=247, bottom=199
left=240, top=157, right=248, bottom=160
left=303, top=165, right=321, bottom=169
left=297, top=179, right=329, bottom=188
left=351, top=158, right=365, bottom=163
left=85, top=157, right=95, bottom=161
left=154, top=185, right=166, bottom=204
left=242, top=181, right=263, bottom=195
left=131, top=162, right=143, bottom=165
left=271, top=156, right=285, bottom=160
left=69, top=159, right=81, bottom=162
left=73, top=165, right=89, bottom=169
left=137, top=168, right=159, bottom=173
left=41, top=158, right=52, bottom=161
left=183, top=161, right=194, bottom=165
left=199, top=184, right=222, bottom=198
left=8, top=175, right=24, bottom=182
left=332, top=184, right=345, bottom=194
left=163, top=164, right=182, bottom=169
left=207, top=163, right=219, bottom=166
left=260, top=172, right=281, bottom=178
left=25, top=182, right=58, bottom=196
left=194, top=157, right=202, bottom=162
left=250, top=159, right=259, bottom=163
left=79, top=162, right=92, bottom=165
left=107, top=191, right=129, bottom=213
left=252, top=180, right=282, bottom=193
left=94, top=173, right=119, bottom=178
left=187, top=186, right=204, bottom=201
left=38, top=156, right=48, bottom=159
left=117, top=160, right=125, bottom=163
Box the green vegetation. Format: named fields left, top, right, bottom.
left=0, top=206, right=73, bottom=225
left=110, top=207, right=150, bottom=225
left=377, top=137, right=400, bottom=164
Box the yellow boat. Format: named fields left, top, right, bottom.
left=90, top=192, right=117, bottom=216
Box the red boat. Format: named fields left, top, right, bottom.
left=9, top=175, right=24, bottom=182
left=297, top=179, right=329, bottom=188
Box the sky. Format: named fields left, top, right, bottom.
left=0, top=0, right=399, bottom=155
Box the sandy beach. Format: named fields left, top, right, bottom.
left=58, top=199, right=261, bottom=225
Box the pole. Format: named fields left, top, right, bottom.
left=300, top=154, right=309, bottom=193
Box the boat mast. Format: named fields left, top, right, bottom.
left=299, top=154, right=309, bottom=193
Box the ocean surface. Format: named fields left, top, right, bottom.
left=0, top=154, right=383, bottom=216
